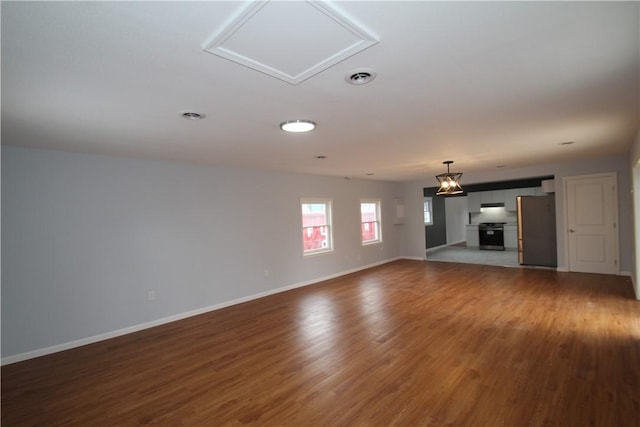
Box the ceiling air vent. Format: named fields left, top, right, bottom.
left=346, top=68, right=377, bottom=85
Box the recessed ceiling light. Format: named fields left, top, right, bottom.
left=280, top=120, right=316, bottom=133
left=181, top=112, right=205, bottom=120
left=559, top=141, right=575, bottom=145
left=345, top=68, right=377, bottom=85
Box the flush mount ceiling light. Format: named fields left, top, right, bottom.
left=280, top=120, right=316, bottom=133
left=435, top=160, right=463, bottom=196
left=345, top=68, right=377, bottom=85
left=181, top=111, right=205, bottom=120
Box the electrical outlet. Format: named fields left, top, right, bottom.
left=148, top=290, right=156, bottom=301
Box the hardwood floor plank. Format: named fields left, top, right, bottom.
left=2, top=260, right=639, bottom=426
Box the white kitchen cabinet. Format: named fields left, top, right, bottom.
left=504, top=189, right=519, bottom=211
left=467, top=192, right=481, bottom=212
left=470, top=187, right=543, bottom=213
left=519, top=187, right=536, bottom=197
left=466, top=225, right=479, bottom=247
left=541, top=179, right=555, bottom=193
left=504, top=225, right=517, bottom=249
left=504, top=187, right=543, bottom=211
left=480, top=190, right=505, bottom=204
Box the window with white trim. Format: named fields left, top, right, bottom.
left=424, top=197, right=433, bottom=225
left=301, top=199, right=333, bottom=255
left=360, top=200, right=382, bottom=244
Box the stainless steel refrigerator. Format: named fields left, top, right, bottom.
left=517, top=195, right=557, bottom=267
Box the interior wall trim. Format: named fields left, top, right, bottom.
left=629, top=274, right=639, bottom=300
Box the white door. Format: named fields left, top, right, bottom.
left=565, top=173, right=618, bottom=274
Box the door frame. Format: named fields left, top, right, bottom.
left=633, top=161, right=640, bottom=298
left=562, top=172, right=619, bottom=275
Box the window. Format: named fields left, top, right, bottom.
left=424, top=197, right=433, bottom=225
left=301, top=199, right=333, bottom=255
left=361, top=200, right=382, bottom=244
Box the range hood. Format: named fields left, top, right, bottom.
left=480, top=202, right=505, bottom=208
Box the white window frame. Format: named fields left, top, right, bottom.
left=424, top=197, right=433, bottom=225
left=301, top=198, right=334, bottom=256
left=360, top=199, right=382, bottom=245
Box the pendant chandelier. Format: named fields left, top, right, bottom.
left=435, top=160, right=463, bottom=196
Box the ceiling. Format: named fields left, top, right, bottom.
left=2, top=1, right=639, bottom=182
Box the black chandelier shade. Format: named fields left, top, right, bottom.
left=435, top=160, right=463, bottom=196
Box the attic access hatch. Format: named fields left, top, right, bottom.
left=202, top=0, right=379, bottom=85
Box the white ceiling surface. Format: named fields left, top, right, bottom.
left=2, top=1, right=639, bottom=182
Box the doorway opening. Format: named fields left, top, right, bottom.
left=424, top=176, right=553, bottom=268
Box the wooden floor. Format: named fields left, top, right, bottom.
left=2, top=260, right=639, bottom=426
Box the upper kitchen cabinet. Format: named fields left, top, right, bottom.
left=469, top=189, right=506, bottom=211
left=504, top=189, right=519, bottom=211
left=541, top=179, right=555, bottom=193
left=480, top=190, right=505, bottom=204
left=504, top=187, right=538, bottom=211
left=468, top=192, right=481, bottom=212
left=464, top=177, right=552, bottom=213
left=519, top=187, right=537, bottom=197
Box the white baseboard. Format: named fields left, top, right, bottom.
left=426, top=244, right=449, bottom=253
left=426, top=241, right=468, bottom=254
left=1, top=257, right=405, bottom=366
left=556, top=268, right=633, bottom=277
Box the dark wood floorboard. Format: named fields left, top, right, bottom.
left=2, top=260, right=639, bottom=426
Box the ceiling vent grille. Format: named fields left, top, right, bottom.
left=346, top=69, right=376, bottom=85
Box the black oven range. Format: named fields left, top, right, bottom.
left=479, top=223, right=505, bottom=251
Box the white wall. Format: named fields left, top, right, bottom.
left=401, top=155, right=634, bottom=273
left=4, top=146, right=638, bottom=361
left=444, top=196, right=468, bottom=244
left=1, top=146, right=404, bottom=359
